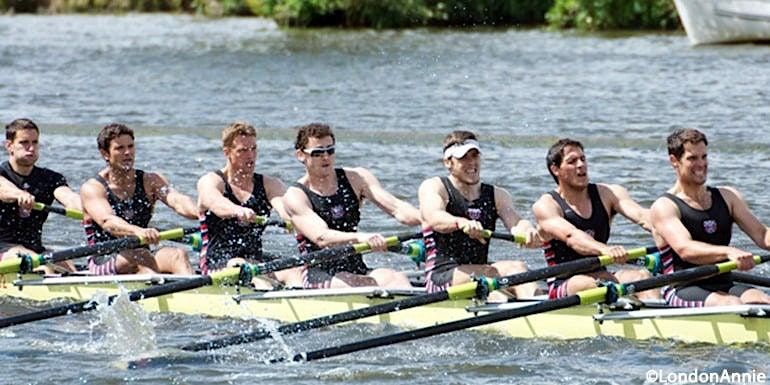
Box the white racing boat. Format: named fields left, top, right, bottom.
left=2, top=272, right=769, bottom=345
left=674, top=0, right=770, bottom=45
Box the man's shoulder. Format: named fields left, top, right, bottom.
left=32, top=165, right=65, bottom=179
left=29, top=166, right=67, bottom=188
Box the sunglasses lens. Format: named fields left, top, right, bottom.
left=309, top=147, right=335, bottom=157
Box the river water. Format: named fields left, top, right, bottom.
left=1, top=14, right=770, bottom=385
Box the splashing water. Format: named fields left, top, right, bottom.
left=88, top=288, right=157, bottom=357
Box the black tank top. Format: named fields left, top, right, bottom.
left=295, top=168, right=365, bottom=275
left=85, top=169, right=154, bottom=244
left=0, top=161, right=67, bottom=253
left=662, top=187, right=732, bottom=278
left=425, top=177, right=497, bottom=273
left=544, top=183, right=611, bottom=268
left=200, top=171, right=272, bottom=270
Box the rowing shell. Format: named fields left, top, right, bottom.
left=2, top=273, right=769, bottom=345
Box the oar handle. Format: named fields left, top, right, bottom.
left=481, top=230, right=526, bottom=244
left=32, top=203, right=84, bottom=220
left=596, top=246, right=658, bottom=267
left=254, top=216, right=293, bottom=232
left=352, top=232, right=419, bottom=254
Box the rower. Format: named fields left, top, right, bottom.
left=80, top=123, right=197, bottom=275
left=418, top=130, right=540, bottom=299
left=0, top=118, right=82, bottom=273
left=196, top=121, right=290, bottom=289
left=282, top=123, right=421, bottom=289
left=532, top=138, right=659, bottom=300
left=650, top=128, right=770, bottom=306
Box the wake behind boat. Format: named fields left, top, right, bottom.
left=674, top=0, right=770, bottom=45
left=2, top=271, right=769, bottom=345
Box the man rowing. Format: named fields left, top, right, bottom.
left=80, top=123, right=198, bottom=275
left=418, top=130, right=540, bottom=298
left=283, top=123, right=421, bottom=288
left=0, top=118, right=82, bottom=273
left=197, top=122, right=290, bottom=288
left=532, top=138, right=659, bottom=300
left=650, top=128, right=770, bottom=306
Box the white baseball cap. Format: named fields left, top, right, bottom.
left=443, top=139, right=481, bottom=160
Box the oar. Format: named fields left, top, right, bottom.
left=0, top=231, right=422, bottom=329
left=0, top=227, right=199, bottom=275
left=388, top=239, right=425, bottom=265
left=481, top=230, right=526, bottom=244
left=237, top=231, right=422, bottom=282
left=272, top=255, right=770, bottom=363
left=32, top=202, right=84, bottom=220
left=30, top=202, right=293, bottom=232
left=175, top=245, right=657, bottom=352
left=729, top=271, right=770, bottom=288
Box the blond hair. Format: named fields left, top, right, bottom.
left=222, top=121, right=257, bottom=148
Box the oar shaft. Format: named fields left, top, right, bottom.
left=284, top=255, right=769, bottom=363
left=0, top=226, right=199, bottom=274
left=284, top=295, right=580, bottom=363
left=181, top=290, right=451, bottom=351
left=243, top=231, right=422, bottom=277
left=0, top=231, right=418, bottom=329
left=728, top=271, right=770, bottom=288
left=0, top=275, right=214, bottom=329
left=185, top=245, right=656, bottom=352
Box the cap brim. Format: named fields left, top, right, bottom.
left=443, top=142, right=481, bottom=159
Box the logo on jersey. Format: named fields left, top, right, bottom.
left=331, top=205, right=346, bottom=219
left=584, top=229, right=596, bottom=239
left=122, top=208, right=135, bottom=221
left=703, top=219, right=717, bottom=234
left=467, top=208, right=482, bottom=221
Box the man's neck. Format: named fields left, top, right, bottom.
left=556, top=183, right=589, bottom=205
left=106, top=166, right=135, bottom=186
left=306, top=169, right=338, bottom=195
left=225, top=164, right=253, bottom=187
left=9, top=159, right=33, bottom=176
left=673, top=180, right=708, bottom=201
left=448, top=174, right=481, bottom=199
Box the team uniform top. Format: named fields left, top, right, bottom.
left=199, top=170, right=272, bottom=275
left=295, top=168, right=366, bottom=276
left=423, top=177, right=497, bottom=292
left=0, top=161, right=67, bottom=253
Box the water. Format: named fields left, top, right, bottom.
left=1, top=14, right=770, bottom=385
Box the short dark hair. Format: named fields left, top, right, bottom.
left=5, top=118, right=39, bottom=141
left=294, top=123, right=335, bottom=150
left=442, top=130, right=477, bottom=152
left=546, top=138, right=584, bottom=184
left=97, top=123, right=134, bottom=152
left=667, top=128, right=708, bottom=160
